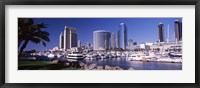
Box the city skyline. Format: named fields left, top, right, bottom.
left=24, top=18, right=182, bottom=51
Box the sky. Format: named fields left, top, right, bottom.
left=23, top=18, right=182, bottom=51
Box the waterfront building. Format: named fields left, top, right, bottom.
left=93, top=30, right=111, bottom=51
left=119, top=23, right=128, bottom=50
left=110, top=32, right=116, bottom=49
left=158, top=22, right=165, bottom=42
left=59, top=32, right=64, bottom=49
left=145, top=42, right=153, bottom=46
left=64, top=26, right=77, bottom=50
left=150, top=41, right=182, bottom=52
left=174, top=20, right=182, bottom=41
left=140, top=43, right=150, bottom=50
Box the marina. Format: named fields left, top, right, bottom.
left=22, top=49, right=182, bottom=70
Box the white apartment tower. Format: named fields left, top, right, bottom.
left=62, top=26, right=78, bottom=50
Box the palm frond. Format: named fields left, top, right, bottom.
left=37, top=23, right=47, bottom=28
left=32, top=31, right=50, bottom=42
left=34, top=31, right=50, bottom=36
left=34, top=34, right=50, bottom=42
left=30, top=37, right=47, bottom=47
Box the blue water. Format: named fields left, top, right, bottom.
left=21, top=55, right=182, bottom=70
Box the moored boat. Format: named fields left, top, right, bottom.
left=67, top=52, right=84, bottom=60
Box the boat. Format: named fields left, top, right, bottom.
left=100, top=54, right=106, bottom=59
left=157, top=57, right=182, bottom=63
left=67, top=51, right=84, bottom=60
left=85, top=52, right=95, bottom=60
left=116, top=52, right=122, bottom=57
left=168, top=52, right=182, bottom=57
left=56, top=54, right=63, bottom=58
left=126, top=53, right=144, bottom=61
left=47, top=53, right=55, bottom=58
left=110, top=51, right=117, bottom=58
left=143, top=52, right=156, bottom=59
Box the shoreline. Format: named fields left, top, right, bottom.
left=128, top=59, right=182, bottom=63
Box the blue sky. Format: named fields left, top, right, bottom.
left=23, top=18, right=182, bottom=51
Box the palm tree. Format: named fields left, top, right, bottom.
left=18, top=18, right=50, bottom=57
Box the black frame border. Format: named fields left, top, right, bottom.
left=0, top=0, right=199, bottom=88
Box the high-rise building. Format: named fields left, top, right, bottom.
left=128, top=39, right=134, bottom=46
left=174, top=20, right=182, bottom=41
left=64, top=26, right=77, bottom=50
left=117, top=30, right=120, bottom=48
left=70, top=28, right=78, bottom=48
left=86, top=42, right=92, bottom=49
left=110, top=32, right=116, bottom=49
left=158, top=22, right=165, bottom=42
left=77, top=40, right=81, bottom=48
left=119, top=23, right=128, bottom=50
left=167, top=24, right=170, bottom=43
left=59, top=32, right=64, bottom=49
left=64, top=26, right=70, bottom=50
left=93, top=30, right=110, bottom=50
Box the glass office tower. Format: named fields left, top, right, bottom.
left=93, top=30, right=110, bottom=50
left=119, top=23, right=128, bottom=50
left=110, top=32, right=116, bottom=49
left=174, top=20, right=182, bottom=41
left=158, top=22, right=165, bottom=42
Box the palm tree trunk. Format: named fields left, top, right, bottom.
left=18, top=40, right=29, bottom=57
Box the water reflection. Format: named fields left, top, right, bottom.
left=81, top=58, right=182, bottom=70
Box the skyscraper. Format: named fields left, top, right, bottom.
left=174, top=20, right=182, bottom=41
left=59, top=32, right=64, bottom=49
left=119, top=23, right=128, bottom=50
left=70, top=28, right=78, bottom=48
left=117, top=29, right=120, bottom=49
left=167, top=24, right=170, bottom=43
left=110, top=32, right=116, bottom=49
left=93, top=30, right=110, bottom=50
left=158, top=22, right=165, bottom=42
left=77, top=40, right=81, bottom=48
left=86, top=42, right=92, bottom=49
left=63, top=26, right=77, bottom=50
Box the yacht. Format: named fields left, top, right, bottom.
left=100, top=54, right=107, bottom=59
left=67, top=51, right=84, bottom=60
left=47, top=53, right=55, bottom=58
left=116, top=52, right=122, bottom=57
left=126, top=53, right=145, bottom=61
left=168, top=52, right=182, bottom=57
left=85, top=52, right=95, bottom=60
left=56, top=54, right=64, bottom=58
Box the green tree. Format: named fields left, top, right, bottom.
left=18, top=18, right=50, bottom=57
